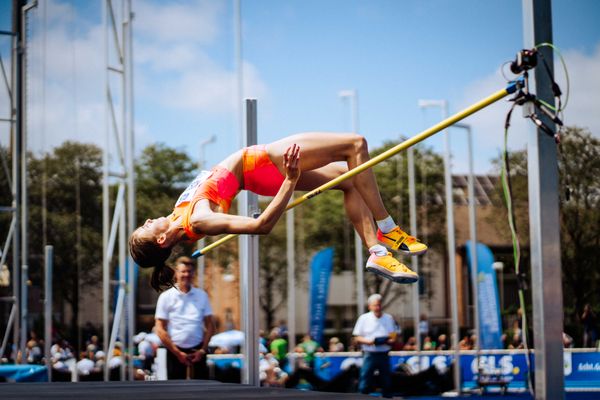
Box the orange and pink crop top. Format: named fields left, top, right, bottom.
left=171, top=145, right=285, bottom=242
left=171, top=166, right=239, bottom=241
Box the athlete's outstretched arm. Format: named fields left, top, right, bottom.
left=192, top=144, right=301, bottom=236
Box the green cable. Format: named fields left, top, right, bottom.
left=501, top=125, right=533, bottom=394
left=535, top=42, right=570, bottom=112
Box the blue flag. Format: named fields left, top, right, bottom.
left=309, top=247, right=334, bottom=344
left=465, top=241, right=503, bottom=349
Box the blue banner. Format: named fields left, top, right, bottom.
left=310, top=350, right=600, bottom=391
left=309, top=247, right=334, bottom=344
left=465, top=241, right=503, bottom=349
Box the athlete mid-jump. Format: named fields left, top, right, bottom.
left=129, top=133, right=427, bottom=291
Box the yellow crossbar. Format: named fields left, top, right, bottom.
left=194, top=82, right=518, bottom=257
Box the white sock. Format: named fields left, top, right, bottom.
left=369, top=244, right=388, bottom=257
left=376, top=215, right=396, bottom=233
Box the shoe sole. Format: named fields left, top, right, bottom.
left=379, top=240, right=428, bottom=256
left=366, top=264, right=419, bottom=284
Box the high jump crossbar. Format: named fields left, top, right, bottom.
left=192, top=78, right=522, bottom=258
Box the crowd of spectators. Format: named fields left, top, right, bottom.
left=4, top=303, right=598, bottom=388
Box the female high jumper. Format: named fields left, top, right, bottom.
left=129, top=133, right=427, bottom=291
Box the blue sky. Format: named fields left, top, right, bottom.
left=0, top=0, right=599, bottom=174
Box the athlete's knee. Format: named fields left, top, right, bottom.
left=351, top=134, right=369, bottom=155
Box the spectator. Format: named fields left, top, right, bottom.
left=155, top=256, right=215, bottom=380
left=260, top=353, right=288, bottom=387
left=76, top=351, right=95, bottom=376
left=422, top=336, right=434, bottom=350
left=563, top=332, right=574, bottom=348
left=470, top=334, right=477, bottom=349
left=508, top=333, right=524, bottom=349
left=269, top=328, right=288, bottom=370
left=25, top=338, right=43, bottom=364
left=581, top=304, right=598, bottom=348
left=403, top=336, right=417, bottom=351
left=353, top=293, right=397, bottom=398
left=94, top=350, right=106, bottom=372
left=436, top=334, right=448, bottom=351
left=259, top=329, right=268, bottom=349
left=86, top=335, right=100, bottom=353
left=135, top=332, right=156, bottom=371
left=298, top=334, right=323, bottom=368
left=418, top=314, right=430, bottom=345
left=459, top=335, right=473, bottom=350
left=328, top=337, right=344, bottom=352
left=510, top=319, right=522, bottom=343
left=276, top=320, right=288, bottom=338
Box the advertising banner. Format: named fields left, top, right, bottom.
left=309, top=247, right=334, bottom=344
left=465, top=241, right=503, bottom=349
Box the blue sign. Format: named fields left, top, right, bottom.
left=309, top=247, right=334, bottom=344
left=465, top=241, right=503, bottom=349
left=311, top=350, right=600, bottom=391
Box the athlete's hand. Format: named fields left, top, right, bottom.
left=283, top=144, right=301, bottom=182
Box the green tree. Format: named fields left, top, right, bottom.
left=490, top=127, right=600, bottom=338
left=558, top=127, right=600, bottom=326
left=27, top=142, right=103, bottom=350
left=135, top=143, right=197, bottom=225
left=133, top=143, right=199, bottom=289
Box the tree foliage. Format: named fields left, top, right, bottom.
left=28, top=142, right=103, bottom=347
left=490, top=127, right=600, bottom=333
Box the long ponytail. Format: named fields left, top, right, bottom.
left=150, top=263, right=175, bottom=292
left=129, top=227, right=175, bottom=292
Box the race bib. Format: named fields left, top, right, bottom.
left=175, top=170, right=212, bottom=207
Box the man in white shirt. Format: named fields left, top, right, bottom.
left=155, top=256, right=215, bottom=379
left=353, top=293, right=398, bottom=398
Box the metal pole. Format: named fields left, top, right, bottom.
left=286, top=207, right=296, bottom=351
left=195, top=83, right=520, bottom=257
left=18, top=0, right=31, bottom=364
left=443, top=102, right=461, bottom=394
left=339, top=89, right=365, bottom=315
left=408, top=146, right=421, bottom=367
left=522, top=1, right=564, bottom=398
left=241, top=99, right=259, bottom=386
left=455, top=123, right=480, bottom=355
left=419, top=99, right=460, bottom=392
left=197, top=136, right=216, bottom=289
left=19, top=0, right=39, bottom=362
left=11, top=0, right=21, bottom=363
left=44, top=245, right=53, bottom=382
left=0, top=302, right=16, bottom=362
left=102, top=0, right=109, bottom=380
left=125, top=0, right=135, bottom=381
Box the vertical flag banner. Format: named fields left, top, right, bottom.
left=466, top=241, right=503, bottom=349
left=309, top=247, right=334, bottom=344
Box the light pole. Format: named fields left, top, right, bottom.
left=454, top=123, right=480, bottom=358
left=339, top=89, right=365, bottom=316
left=493, top=262, right=504, bottom=312
left=418, top=99, right=460, bottom=393
left=197, top=135, right=216, bottom=289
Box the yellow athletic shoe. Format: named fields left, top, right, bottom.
left=366, top=252, right=419, bottom=284
left=377, top=227, right=428, bottom=256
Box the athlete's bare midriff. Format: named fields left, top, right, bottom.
left=217, top=149, right=245, bottom=188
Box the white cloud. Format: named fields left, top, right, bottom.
left=4, top=0, right=268, bottom=155
left=456, top=43, right=600, bottom=173
left=134, top=0, right=223, bottom=46
left=134, top=0, right=268, bottom=116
